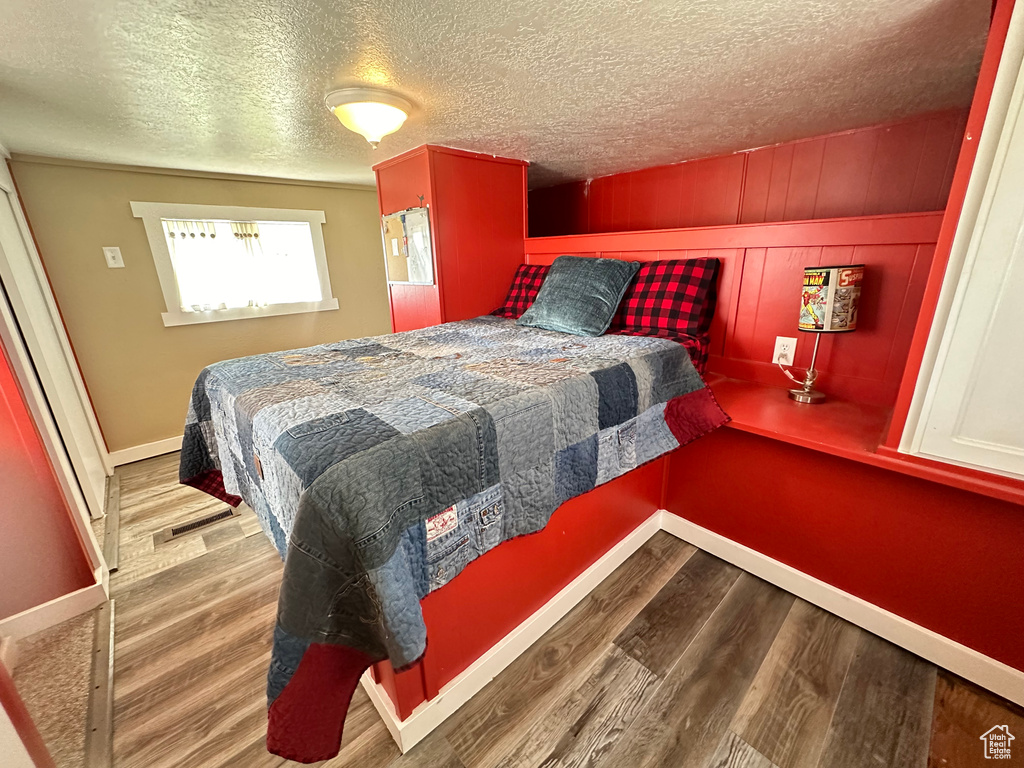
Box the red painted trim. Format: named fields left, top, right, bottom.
left=0, top=662, right=55, bottom=768
left=520, top=165, right=528, bottom=240
left=422, top=145, right=529, bottom=166
left=871, top=445, right=1024, bottom=507
left=884, top=0, right=1017, bottom=448
left=373, top=144, right=529, bottom=172
left=525, top=211, right=944, bottom=254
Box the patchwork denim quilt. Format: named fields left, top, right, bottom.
left=179, top=316, right=728, bottom=762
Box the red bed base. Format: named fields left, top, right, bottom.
left=370, top=456, right=666, bottom=719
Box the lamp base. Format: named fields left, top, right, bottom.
left=789, top=387, right=826, bottom=404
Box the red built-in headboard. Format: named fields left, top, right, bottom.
left=524, top=211, right=943, bottom=409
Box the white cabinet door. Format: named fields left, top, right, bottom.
left=911, top=32, right=1024, bottom=479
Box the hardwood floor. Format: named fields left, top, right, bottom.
left=109, top=454, right=1024, bottom=768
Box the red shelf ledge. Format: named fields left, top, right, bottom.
left=708, top=375, right=1024, bottom=507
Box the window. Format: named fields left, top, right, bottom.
left=131, top=202, right=339, bottom=326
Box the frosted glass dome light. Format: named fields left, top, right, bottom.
left=325, top=88, right=411, bottom=148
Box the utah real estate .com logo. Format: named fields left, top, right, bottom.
left=980, top=725, right=1014, bottom=760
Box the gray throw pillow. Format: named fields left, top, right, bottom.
left=517, top=256, right=640, bottom=336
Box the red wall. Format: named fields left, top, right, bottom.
left=666, top=429, right=1024, bottom=673
left=529, top=110, right=968, bottom=237
left=0, top=338, right=93, bottom=621
left=525, top=213, right=941, bottom=410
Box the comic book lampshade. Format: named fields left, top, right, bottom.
left=798, top=265, right=864, bottom=333
left=781, top=264, right=865, bottom=404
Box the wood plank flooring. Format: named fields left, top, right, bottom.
left=109, top=454, right=1024, bottom=768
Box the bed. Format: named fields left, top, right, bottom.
left=180, top=314, right=727, bottom=762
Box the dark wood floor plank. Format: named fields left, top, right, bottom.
left=113, top=636, right=272, bottom=766
left=201, top=518, right=247, bottom=551
left=816, top=632, right=936, bottom=768
left=113, top=531, right=210, bottom=586
left=116, top=671, right=268, bottom=768
left=114, top=576, right=279, bottom=703
left=494, top=645, right=657, bottom=768
left=212, top=740, right=289, bottom=768
left=709, top=731, right=779, bottom=768
left=731, top=599, right=860, bottom=768
left=614, top=549, right=741, bottom=676
left=391, top=731, right=466, bottom=768
left=928, top=671, right=1024, bottom=768
left=443, top=532, right=696, bottom=768
left=116, top=567, right=280, bottom=662
left=316, top=713, right=402, bottom=768
left=602, top=573, right=795, bottom=768
left=167, top=698, right=278, bottom=768
left=112, top=533, right=280, bottom=635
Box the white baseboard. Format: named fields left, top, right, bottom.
left=108, top=435, right=182, bottom=466
left=0, top=582, right=107, bottom=640
left=656, top=510, right=1024, bottom=708
left=360, top=511, right=665, bottom=753
left=362, top=508, right=1024, bottom=754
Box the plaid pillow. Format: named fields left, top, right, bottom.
left=492, top=264, right=550, bottom=319
left=611, top=258, right=720, bottom=339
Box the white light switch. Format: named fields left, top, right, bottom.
left=102, top=246, right=124, bottom=269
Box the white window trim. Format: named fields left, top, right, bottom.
left=131, top=201, right=339, bottom=327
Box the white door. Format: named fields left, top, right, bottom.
left=0, top=163, right=111, bottom=517
left=908, top=20, right=1024, bottom=479
left=0, top=699, right=36, bottom=768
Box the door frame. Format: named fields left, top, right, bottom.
left=0, top=146, right=112, bottom=519
left=901, top=2, right=1024, bottom=477
left=0, top=149, right=107, bottom=637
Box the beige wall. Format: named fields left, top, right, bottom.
left=10, top=157, right=390, bottom=453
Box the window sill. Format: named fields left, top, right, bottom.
left=161, top=299, right=339, bottom=327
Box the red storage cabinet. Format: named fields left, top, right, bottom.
left=373, top=145, right=528, bottom=332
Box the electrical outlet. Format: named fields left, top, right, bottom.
left=102, top=246, right=124, bottom=269
left=772, top=336, right=798, bottom=365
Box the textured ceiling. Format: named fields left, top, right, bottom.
left=0, top=0, right=989, bottom=188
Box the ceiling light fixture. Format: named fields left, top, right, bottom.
left=325, top=88, right=411, bottom=149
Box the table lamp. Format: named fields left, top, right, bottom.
left=779, top=264, right=864, bottom=404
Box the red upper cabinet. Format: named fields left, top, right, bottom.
left=373, top=145, right=528, bottom=332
